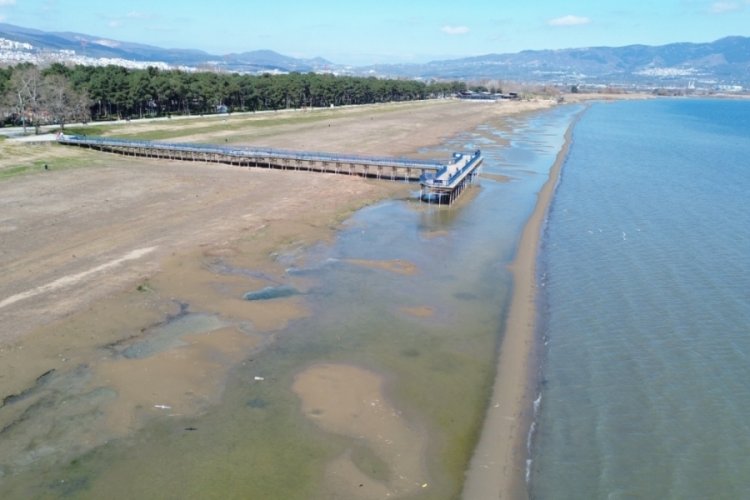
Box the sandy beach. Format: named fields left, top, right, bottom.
left=462, top=112, right=583, bottom=499
left=0, top=97, right=561, bottom=498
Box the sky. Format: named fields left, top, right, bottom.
left=1, top=0, right=749, bottom=65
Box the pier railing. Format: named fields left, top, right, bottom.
left=57, top=135, right=444, bottom=181
left=419, top=150, right=483, bottom=204
left=57, top=134, right=482, bottom=203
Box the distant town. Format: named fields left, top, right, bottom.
left=0, top=37, right=191, bottom=71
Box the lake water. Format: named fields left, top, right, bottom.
left=530, top=98, right=750, bottom=499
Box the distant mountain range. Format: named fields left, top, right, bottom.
left=389, top=36, right=750, bottom=87
left=0, top=23, right=334, bottom=72
left=1, top=23, right=748, bottom=88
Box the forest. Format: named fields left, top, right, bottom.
left=0, top=63, right=469, bottom=131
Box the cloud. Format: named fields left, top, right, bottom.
left=41, top=0, right=59, bottom=13
left=101, top=11, right=154, bottom=29
left=0, top=0, right=16, bottom=6
left=547, top=15, right=591, bottom=27
left=709, top=1, right=742, bottom=12
left=126, top=11, right=151, bottom=19
left=441, top=25, right=470, bottom=35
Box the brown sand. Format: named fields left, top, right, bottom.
left=461, top=112, right=583, bottom=499
left=292, top=363, right=428, bottom=498
left=399, top=305, right=435, bottom=318
left=115, top=99, right=556, bottom=156
left=345, top=258, right=419, bottom=276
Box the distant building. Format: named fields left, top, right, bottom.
left=456, top=91, right=517, bottom=101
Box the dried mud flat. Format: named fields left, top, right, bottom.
left=0, top=98, right=554, bottom=375
left=0, top=98, right=556, bottom=496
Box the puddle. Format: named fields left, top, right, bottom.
left=207, top=259, right=281, bottom=283
left=454, top=291, right=479, bottom=301
left=0, top=364, right=115, bottom=473
left=244, top=285, right=301, bottom=301
left=110, top=313, right=231, bottom=359
left=286, top=258, right=340, bottom=277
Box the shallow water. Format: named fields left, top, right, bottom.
left=244, top=284, right=302, bottom=301
left=112, top=311, right=231, bottom=359
left=0, top=104, right=581, bottom=499
left=531, top=99, right=750, bottom=499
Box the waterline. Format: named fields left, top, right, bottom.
left=463, top=108, right=584, bottom=499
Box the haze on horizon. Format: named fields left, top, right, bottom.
left=1, top=0, right=749, bottom=65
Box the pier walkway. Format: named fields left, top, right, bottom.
left=419, top=150, right=483, bottom=204
left=57, top=135, right=482, bottom=204
left=57, top=135, right=442, bottom=181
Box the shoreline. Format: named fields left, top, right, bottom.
left=462, top=107, right=584, bottom=499
left=0, top=98, right=575, bottom=498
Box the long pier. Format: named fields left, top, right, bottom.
left=57, top=135, right=443, bottom=182
left=57, top=135, right=482, bottom=203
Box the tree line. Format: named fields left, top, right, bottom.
left=0, top=64, right=91, bottom=133
left=0, top=63, right=468, bottom=132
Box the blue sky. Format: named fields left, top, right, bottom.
left=1, top=0, right=749, bottom=64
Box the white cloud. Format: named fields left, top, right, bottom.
left=0, top=0, right=14, bottom=19
left=441, top=25, right=470, bottom=35
left=42, top=0, right=59, bottom=13
left=709, top=1, right=742, bottom=12
left=126, top=11, right=150, bottom=20
left=547, top=15, right=591, bottom=27
left=101, top=11, right=153, bottom=30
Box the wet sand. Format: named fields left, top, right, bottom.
left=399, top=305, right=435, bottom=318
left=462, top=112, right=582, bottom=499
left=93, top=325, right=264, bottom=434
left=292, top=363, right=427, bottom=498
left=345, top=258, right=419, bottom=276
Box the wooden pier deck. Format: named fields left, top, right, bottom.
left=57, top=135, right=444, bottom=182
left=57, top=135, right=482, bottom=204
left=419, top=150, right=483, bottom=204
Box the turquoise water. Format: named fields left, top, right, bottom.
left=531, top=99, right=750, bottom=499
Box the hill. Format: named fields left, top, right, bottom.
left=1, top=23, right=747, bottom=87
left=0, top=23, right=332, bottom=72
left=361, top=37, right=750, bottom=87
